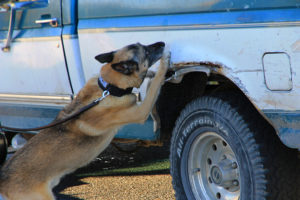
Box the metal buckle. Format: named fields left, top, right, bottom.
left=94, top=90, right=110, bottom=103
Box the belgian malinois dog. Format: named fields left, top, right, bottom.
left=0, top=42, right=168, bottom=200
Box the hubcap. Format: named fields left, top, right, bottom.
left=211, top=166, right=222, bottom=185
left=187, top=132, right=240, bottom=200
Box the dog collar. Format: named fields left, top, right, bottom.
left=98, top=76, right=133, bottom=97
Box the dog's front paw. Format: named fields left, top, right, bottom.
left=160, top=51, right=171, bottom=72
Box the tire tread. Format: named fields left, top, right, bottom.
left=170, top=94, right=300, bottom=200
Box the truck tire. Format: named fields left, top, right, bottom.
left=0, top=132, right=7, bottom=165
left=170, top=95, right=300, bottom=200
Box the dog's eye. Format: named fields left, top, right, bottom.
left=111, top=61, right=138, bottom=75
left=127, top=61, right=138, bottom=67
left=120, top=63, right=127, bottom=68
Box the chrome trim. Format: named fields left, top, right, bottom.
left=0, top=94, right=71, bottom=106
left=0, top=36, right=61, bottom=43
left=62, top=34, right=78, bottom=39
left=78, top=21, right=300, bottom=33
left=35, top=18, right=58, bottom=27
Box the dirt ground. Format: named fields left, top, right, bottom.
left=53, top=143, right=175, bottom=200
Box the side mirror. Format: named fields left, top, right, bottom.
left=1, top=0, right=48, bottom=52
left=0, top=0, right=48, bottom=10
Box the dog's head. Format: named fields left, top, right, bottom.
left=95, top=42, right=165, bottom=89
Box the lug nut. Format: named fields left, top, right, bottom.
left=193, top=168, right=201, bottom=173
left=233, top=180, right=239, bottom=186
left=231, top=162, right=237, bottom=169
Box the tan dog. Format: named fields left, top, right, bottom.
left=0, top=42, right=168, bottom=200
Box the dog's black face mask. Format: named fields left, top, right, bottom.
left=95, top=42, right=165, bottom=76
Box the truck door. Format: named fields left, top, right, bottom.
left=0, top=0, right=72, bottom=98
left=77, top=1, right=167, bottom=141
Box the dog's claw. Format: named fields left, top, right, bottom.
left=163, top=50, right=171, bottom=59
left=161, top=51, right=172, bottom=70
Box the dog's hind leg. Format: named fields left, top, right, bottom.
left=14, top=184, right=55, bottom=200
left=36, top=183, right=55, bottom=200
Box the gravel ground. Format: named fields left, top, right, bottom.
left=57, top=175, right=174, bottom=200
left=53, top=143, right=175, bottom=200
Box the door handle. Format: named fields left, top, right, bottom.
left=35, top=18, right=58, bottom=27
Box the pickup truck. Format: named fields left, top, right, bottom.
left=0, top=0, right=299, bottom=200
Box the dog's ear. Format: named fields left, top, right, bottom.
left=111, top=62, right=135, bottom=75
left=95, top=52, right=114, bottom=63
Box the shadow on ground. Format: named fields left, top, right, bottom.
left=53, top=143, right=171, bottom=200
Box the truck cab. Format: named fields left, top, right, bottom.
left=0, top=1, right=299, bottom=199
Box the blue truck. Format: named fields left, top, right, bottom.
left=0, top=0, right=299, bottom=199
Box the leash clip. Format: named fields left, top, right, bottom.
left=94, top=90, right=110, bottom=103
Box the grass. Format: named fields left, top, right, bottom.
left=77, top=159, right=170, bottom=177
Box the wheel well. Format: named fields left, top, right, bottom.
left=157, top=72, right=274, bottom=141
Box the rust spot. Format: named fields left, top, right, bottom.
left=291, top=39, right=300, bottom=52
left=173, top=61, right=224, bottom=73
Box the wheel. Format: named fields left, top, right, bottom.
left=170, top=95, right=300, bottom=200
left=0, top=131, right=8, bottom=165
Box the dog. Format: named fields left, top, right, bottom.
left=0, top=42, right=169, bottom=200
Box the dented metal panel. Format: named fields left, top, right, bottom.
left=78, top=26, right=300, bottom=111
left=78, top=10, right=300, bottom=147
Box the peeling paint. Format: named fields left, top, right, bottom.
left=172, top=61, right=252, bottom=94
left=171, top=61, right=251, bottom=99
left=172, top=61, right=223, bottom=74
left=166, top=62, right=213, bottom=83
left=230, top=76, right=249, bottom=95
left=173, top=61, right=221, bottom=69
